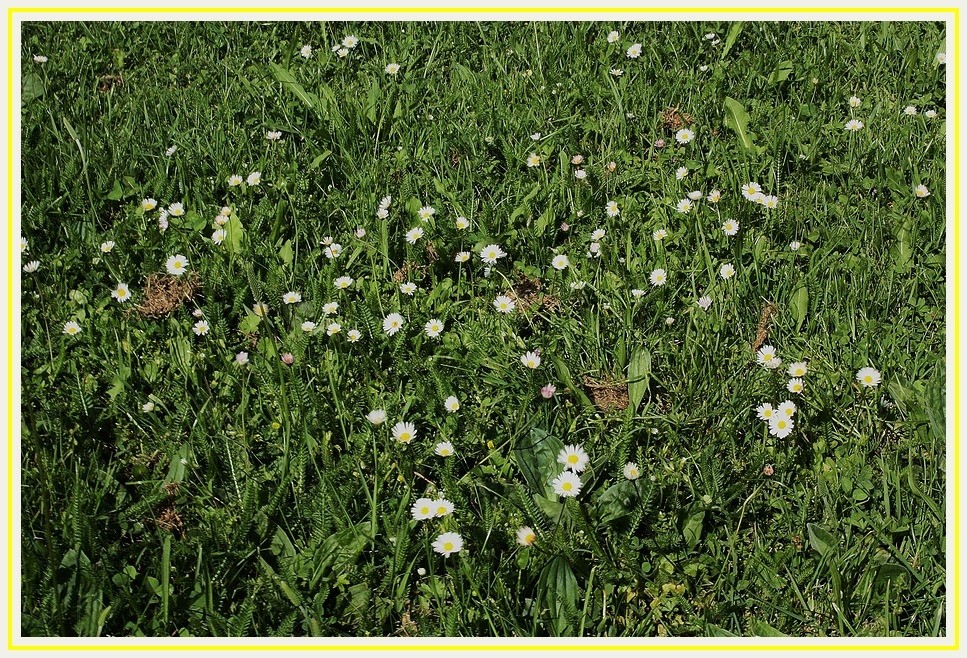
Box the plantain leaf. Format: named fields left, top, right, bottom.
left=514, top=428, right=565, bottom=497
left=806, top=523, right=839, bottom=558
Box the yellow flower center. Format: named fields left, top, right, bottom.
left=400, top=432, right=411, bottom=442
left=437, top=507, right=447, bottom=515
left=420, top=506, right=430, bottom=515
left=562, top=482, right=572, bottom=491
left=568, top=455, right=579, bottom=464
left=443, top=542, right=453, bottom=552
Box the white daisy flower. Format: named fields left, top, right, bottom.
left=391, top=421, right=416, bottom=443
left=435, top=441, right=455, bottom=457
left=493, top=295, right=516, bottom=313
left=856, top=367, right=881, bottom=388
left=63, top=321, right=82, bottom=336
left=623, top=462, right=641, bottom=480
left=557, top=444, right=589, bottom=472
left=424, top=318, right=445, bottom=338
left=385, top=63, right=401, bottom=75
left=366, top=409, right=387, bottom=425
left=516, top=526, right=536, bottom=546
left=521, top=351, right=541, bottom=369
left=432, top=532, right=463, bottom=557
left=444, top=396, right=460, bottom=413
left=405, top=227, right=424, bottom=244
left=383, top=312, right=405, bottom=336
left=282, top=291, right=302, bottom=305
left=479, top=244, right=507, bottom=264
left=551, top=254, right=570, bottom=270
left=193, top=320, right=210, bottom=336
left=675, top=128, right=695, bottom=144
left=552, top=471, right=582, bottom=498
left=605, top=201, right=619, bottom=217
left=166, top=254, right=188, bottom=276
left=649, top=268, right=667, bottom=287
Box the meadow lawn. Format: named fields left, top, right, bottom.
left=18, top=20, right=948, bottom=637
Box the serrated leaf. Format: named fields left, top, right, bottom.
left=806, top=522, right=839, bottom=558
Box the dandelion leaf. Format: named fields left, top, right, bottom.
left=723, top=97, right=759, bottom=153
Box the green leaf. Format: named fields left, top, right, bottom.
left=514, top=428, right=565, bottom=497
left=225, top=214, right=245, bottom=255
left=160, top=534, right=171, bottom=624
left=105, top=179, right=123, bottom=201
left=550, top=355, right=594, bottom=411
left=239, top=313, right=261, bottom=335
left=309, top=150, right=332, bottom=170
left=893, top=216, right=914, bottom=271
left=184, top=211, right=206, bottom=232
left=308, top=521, right=374, bottom=589
left=627, top=348, right=651, bottom=412
left=22, top=70, right=46, bottom=103
left=721, top=22, right=744, bottom=59
left=508, top=183, right=541, bottom=224
left=267, top=63, right=324, bottom=116
left=723, top=97, right=758, bottom=152
left=595, top=480, right=639, bottom=524
left=806, top=522, right=839, bottom=558
left=278, top=239, right=294, bottom=268
left=749, top=620, right=788, bottom=636
left=681, top=506, right=705, bottom=551
left=539, top=556, right=578, bottom=635
left=767, top=60, right=794, bottom=84
left=790, top=285, right=809, bottom=332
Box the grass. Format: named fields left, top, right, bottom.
left=18, top=20, right=947, bottom=637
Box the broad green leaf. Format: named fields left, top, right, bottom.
left=595, top=480, right=639, bottom=524
left=873, top=563, right=908, bottom=586
left=539, top=556, right=578, bottom=635
left=239, top=313, right=261, bottom=335
left=627, top=348, right=651, bottom=412
left=164, top=444, right=189, bottom=483
left=105, top=179, right=123, bottom=201
left=723, top=97, right=757, bottom=152
left=767, top=60, right=794, bottom=84
left=682, top=507, right=705, bottom=551
left=184, top=210, right=206, bottom=232
left=278, top=239, right=294, bottom=268
left=550, top=355, right=594, bottom=411
left=790, top=285, right=809, bottom=332
left=308, top=521, right=374, bottom=589
left=514, top=428, right=565, bottom=496
left=268, top=63, right=324, bottom=116
left=721, top=22, right=744, bottom=59
left=749, top=620, right=788, bottom=636
left=509, top=183, right=541, bottom=224
left=160, top=534, right=171, bottom=624
left=22, top=70, right=46, bottom=103
left=534, top=493, right=564, bottom=520
left=309, top=150, right=332, bottom=170
left=893, top=216, right=914, bottom=270
left=806, top=522, right=839, bottom=558
left=225, top=214, right=245, bottom=255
